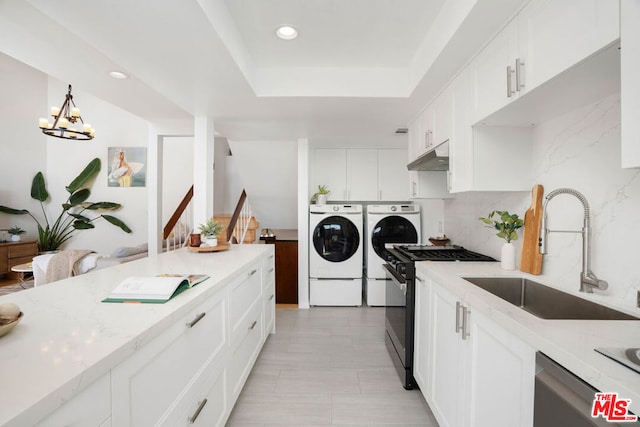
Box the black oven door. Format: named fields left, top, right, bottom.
left=383, top=263, right=415, bottom=389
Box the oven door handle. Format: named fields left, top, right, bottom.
left=383, top=263, right=406, bottom=285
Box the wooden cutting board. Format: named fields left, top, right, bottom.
left=520, top=184, right=544, bottom=274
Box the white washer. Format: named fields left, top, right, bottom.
left=309, top=204, right=363, bottom=306
left=365, top=204, right=421, bottom=306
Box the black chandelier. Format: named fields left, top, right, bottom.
left=38, top=84, right=95, bottom=140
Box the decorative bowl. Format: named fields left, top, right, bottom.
left=428, top=236, right=450, bottom=246
left=0, top=312, right=23, bottom=338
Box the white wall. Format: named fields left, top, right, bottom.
left=228, top=139, right=298, bottom=229
left=162, top=136, right=194, bottom=226
left=0, top=52, right=199, bottom=255
left=0, top=53, right=47, bottom=235
left=445, top=93, right=640, bottom=310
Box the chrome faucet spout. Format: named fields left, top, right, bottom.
left=538, top=188, right=608, bottom=293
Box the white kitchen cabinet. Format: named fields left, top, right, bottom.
left=111, top=289, right=228, bottom=427
left=432, top=85, right=453, bottom=150
left=408, top=171, right=452, bottom=199
left=621, top=0, right=640, bottom=168
left=517, top=0, right=619, bottom=93
left=378, top=149, right=409, bottom=201
left=469, top=19, right=520, bottom=124
left=470, top=0, right=619, bottom=126
left=429, top=283, right=466, bottom=427
left=313, top=148, right=408, bottom=201
left=347, top=149, right=378, bottom=200
left=412, top=273, right=431, bottom=395
left=314, top=148, right=348, bottom=201
left=262, top=252, right=276, bottom=337
left=425, top=279, right=535, bottom=427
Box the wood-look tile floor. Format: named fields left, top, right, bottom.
left=226, top=306, right=439, bottom=426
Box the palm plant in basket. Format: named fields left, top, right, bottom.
left=0, top=158, right=131, bottom=252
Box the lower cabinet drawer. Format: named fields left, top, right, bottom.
left=263, top=281, right=275, bottom=337
left=111, top=291, right=227, bottom=427
left=228, top=299, right=263, bottom=400
left=35, top=373, right=111, bottom=427
left=158, top=363, right=227, bottom=427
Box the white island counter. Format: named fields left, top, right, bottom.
left=0, top=244, right=275, bottom=427
left=415, top=261, right=640, bottom=426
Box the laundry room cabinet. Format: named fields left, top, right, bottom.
left=313, top=148, right=408, bottom=201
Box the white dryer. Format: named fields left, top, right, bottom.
left=365, top=204, right=420, bottom=306
left=309, top=204, right=363, bottom=306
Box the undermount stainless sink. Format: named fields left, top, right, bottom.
left=462, top=277, right=639, bottom=320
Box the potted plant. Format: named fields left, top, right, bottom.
left=479, top=210, right=523, bottom=270
left=198, top=219, right=223, bottom=247
left=7, top=226, right=26, bottom=242
left=0, top=158, right=131, bottom=252
left=311, top=185, right=330, bottom=205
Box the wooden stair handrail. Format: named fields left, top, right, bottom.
left=227, top=189, right=247, bottom=242
left=163, top=185, right=194, bottom=240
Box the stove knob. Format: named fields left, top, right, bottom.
left=333, top=206, right=339, bottom=212
left=390, top=205, right=397, bottom=212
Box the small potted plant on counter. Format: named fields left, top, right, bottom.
left=311, top=185, right=330, bottom=205
left=7, top=226, right=26, bottom=242
left=479, top=210, right=523, bottom=270
left=198, top=219, right=223, bottom=247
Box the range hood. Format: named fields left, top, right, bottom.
left=407, top=140, right=449, bottom=171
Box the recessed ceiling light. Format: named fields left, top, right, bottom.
left=276, top=26, right=298, bottom=40
left=109, top=71, right=128, bottom=79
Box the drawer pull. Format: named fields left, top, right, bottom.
left=249, top=269, right=257, bottom=277
left=188, top=398, right=208, bottom=424
left=249, top=320, right=257, bottom=330
left=268, top=254, right=274, bottom=259
left=186, top=312, right=206, bottom=328
left=269, top=294, right=275, bottom=301
left=268, top=267, right=275, bottom=273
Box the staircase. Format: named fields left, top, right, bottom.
left=214, top=215, right=259, bottom=244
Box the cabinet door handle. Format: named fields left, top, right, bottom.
left=248, top=269, right=257, bottom=277
left=269, top=294, right=275, bottom=301
left=249, top=320, right=258, bottom=330
left=462, top=307, right=471, bottom=340
left=268, top=267, right=275, bottom=273
left=506, top=65, right=515, bottom=97
left=268, top=254, right=274, bottom=260
left=186, top=312, right=206, bottom=328
left=188, top=398, right=208, bottom=424
left=455, top=301, right=463, bottom=333
left=415, top=275, right=425, bottom=283
left=515, top=58, right=524, bottom=91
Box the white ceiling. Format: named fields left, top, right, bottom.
left=0, top=0, right=527, bottom=144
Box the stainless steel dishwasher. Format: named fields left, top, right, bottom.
left=535, top=352, right=640, bottom=426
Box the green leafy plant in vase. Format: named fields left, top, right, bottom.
left=478, top=210, right=523, bottom=270
left=311, top=185, right=330, bottom=205
left=0, top=158, right=131, bottom=252
left=7, top=226, right=26, bottom=242
left=198, top=219, right=223, bottom=246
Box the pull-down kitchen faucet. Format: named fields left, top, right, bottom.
left=539, top=188, right=608, bottom=293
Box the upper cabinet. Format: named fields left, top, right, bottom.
left=621, top=0, right=640, bottom=168
left=313, top=148, right=408, bottom=202
left=471, top=0, right=619, bottom=126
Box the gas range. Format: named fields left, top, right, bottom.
left=385, top=244, right=496, bottom=277
left=383, top=243, right=496, bottom=390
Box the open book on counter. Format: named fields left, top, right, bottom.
left=102, top=274, right=210, bottom=304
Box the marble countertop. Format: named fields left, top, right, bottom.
left=416, top=261, right=640, bottom=415
left=0, top=245, right=271, bottom=427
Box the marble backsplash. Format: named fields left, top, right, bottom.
left=444, top=92, right=640, bottom=311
